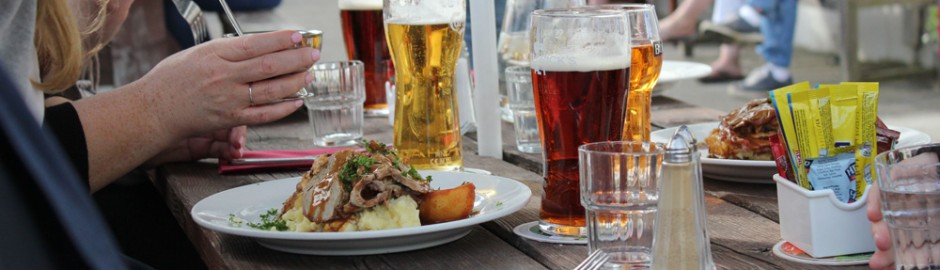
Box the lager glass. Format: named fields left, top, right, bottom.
left=339, top=0, right=390, bottom=116
left=530, top=8, right=631, bottom=236
left=603, top=4, right=662, bottom=142
left=384, top=0, right=465, bottom=171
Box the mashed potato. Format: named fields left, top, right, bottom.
left=281, top=196, right=420, bottom=232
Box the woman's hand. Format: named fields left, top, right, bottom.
left=140, top=30, right=319, bottom=139
left=868, top=184, right=895, bottom=270
left=143, top=126, right=247, bottom=167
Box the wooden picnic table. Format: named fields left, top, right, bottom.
left=153, top=95, right=868, bottom=269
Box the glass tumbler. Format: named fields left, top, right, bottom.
left=303, top=61, right=365, bottom=147
left=505, top=66, right=540, bottom=154
left=579, top=141, right=663, bottom=269
left=876, top=143, right=940, bottom=270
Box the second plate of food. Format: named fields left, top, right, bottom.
left=651, top=122, right=932, bottom=184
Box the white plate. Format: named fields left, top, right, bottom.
left=653, top=60, right=712, bottom=95
left=191, top=171, right=531, bottom=255
left=651, top=122, right=932, bottom=184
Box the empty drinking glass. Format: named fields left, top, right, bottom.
left=505, top=66, right=540, bottom=154
left=580, top=141, right=663, bottom=269
left=303, top=61, right=365, bottom=147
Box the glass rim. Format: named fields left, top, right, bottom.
left=595, top=3, right=655, bottom=12
left=310, top=60, right=364, bottom=71
left=875, top=142, right=940, bottom=167
left=532, top=8, right=626, bottom=18
left=578, top=141, right=665, bottom=155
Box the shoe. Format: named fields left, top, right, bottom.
left=700, top=16, right=763, bottom=44
left=698, top=70, right=744, bottom=83
left=727, top=65, right=792, bottom=98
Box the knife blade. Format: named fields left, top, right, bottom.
left=228, top=156, right=319, bottom=165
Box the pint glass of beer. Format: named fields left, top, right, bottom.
left=603, top=4, right=662, bottom=142
left=340, top=0, right=390, bottom=116
left=384, top=0, right=465, bottom=171
left=530, top=8, right=631, bottom=236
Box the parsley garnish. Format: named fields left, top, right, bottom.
left=496, top=201, right=504, bottom=207
left=339, top=155, right=375, bottom=191
left=406, top=165, right=420, bottom=179
left=228, top=214, right=244, bottom=227
left=425, top=175, right=433, bottom=182
left=246, top=208, right=288, bottom=231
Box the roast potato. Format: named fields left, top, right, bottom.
left=419, top=183, right=475, bottom=224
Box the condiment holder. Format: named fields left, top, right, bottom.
left=774, top=174, right=875, bottom=258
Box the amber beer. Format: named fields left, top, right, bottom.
left=340, top=0, right=389, bottom=114
left=532, top=61, right=631, bottom=234
left=622, top=41, right=662, bottom=141
left=386, top=21, right=464, bottom=171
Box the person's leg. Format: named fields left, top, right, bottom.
left=753, top=0, right=796, bottom=69
left=700, top=43, right=744, bottom=82
left=730, top=0, right=796, bottom=94
left=697, top=0, right=749, bottom=83
left=659, top=0, right=713, bottom=40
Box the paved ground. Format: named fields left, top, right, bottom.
left=271, top=0, right=940, bottom=143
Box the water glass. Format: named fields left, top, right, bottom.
left=303, top=61, right=365, bottom=147
left=876, top=143, right=940, bottom=270
left=505, top=66, right=540, bottom=154
left=579, top=141, right=663, bottom=269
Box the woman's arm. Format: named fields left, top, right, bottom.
left=72, top=30, right=318, bottom=191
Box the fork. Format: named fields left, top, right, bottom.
left=169, top=0, right=210, bottom=44
left=574, top=249, right=610, bottom=270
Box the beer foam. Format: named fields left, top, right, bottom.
left=386, top=1, right=465, bottom=24
left=530, top=55, right=631, bottom=72
left=338, top=0, right=381, bottom=10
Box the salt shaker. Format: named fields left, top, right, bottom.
left=651, top=126, right=716, bottom=270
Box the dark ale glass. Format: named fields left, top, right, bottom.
left=531, top=65, right=630, bottom=233
left=340, top=3, right=390, bottom=114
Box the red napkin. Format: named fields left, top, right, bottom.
left=218, top=147, right=356, bottom=174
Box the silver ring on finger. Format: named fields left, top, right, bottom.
left=248, top=83, right=255, bottom=106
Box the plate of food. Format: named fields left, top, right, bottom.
left=653, top=60, right=712, bottom=95
left=191, top=142, right=531, bottom=255
left=651, top=99, right=932, bottom=183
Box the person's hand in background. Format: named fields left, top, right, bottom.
left=143, top=126, right=247, bottom=167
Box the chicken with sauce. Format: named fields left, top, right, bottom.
left=278, top=141, right=431, bottom=232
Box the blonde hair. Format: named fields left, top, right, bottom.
left=33, top=0, right=110, bottom=93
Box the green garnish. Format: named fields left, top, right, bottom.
left=425, top=175, right=433, bottom=182
left=246, top=208, right=288, bottom=231
left=228, top=214, right=244, bottom=227
left=406, top=165, right=421, bottom=179
left=338, top=155, right=376, bottom=191
left=496, top=201, right=504, bottom=207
